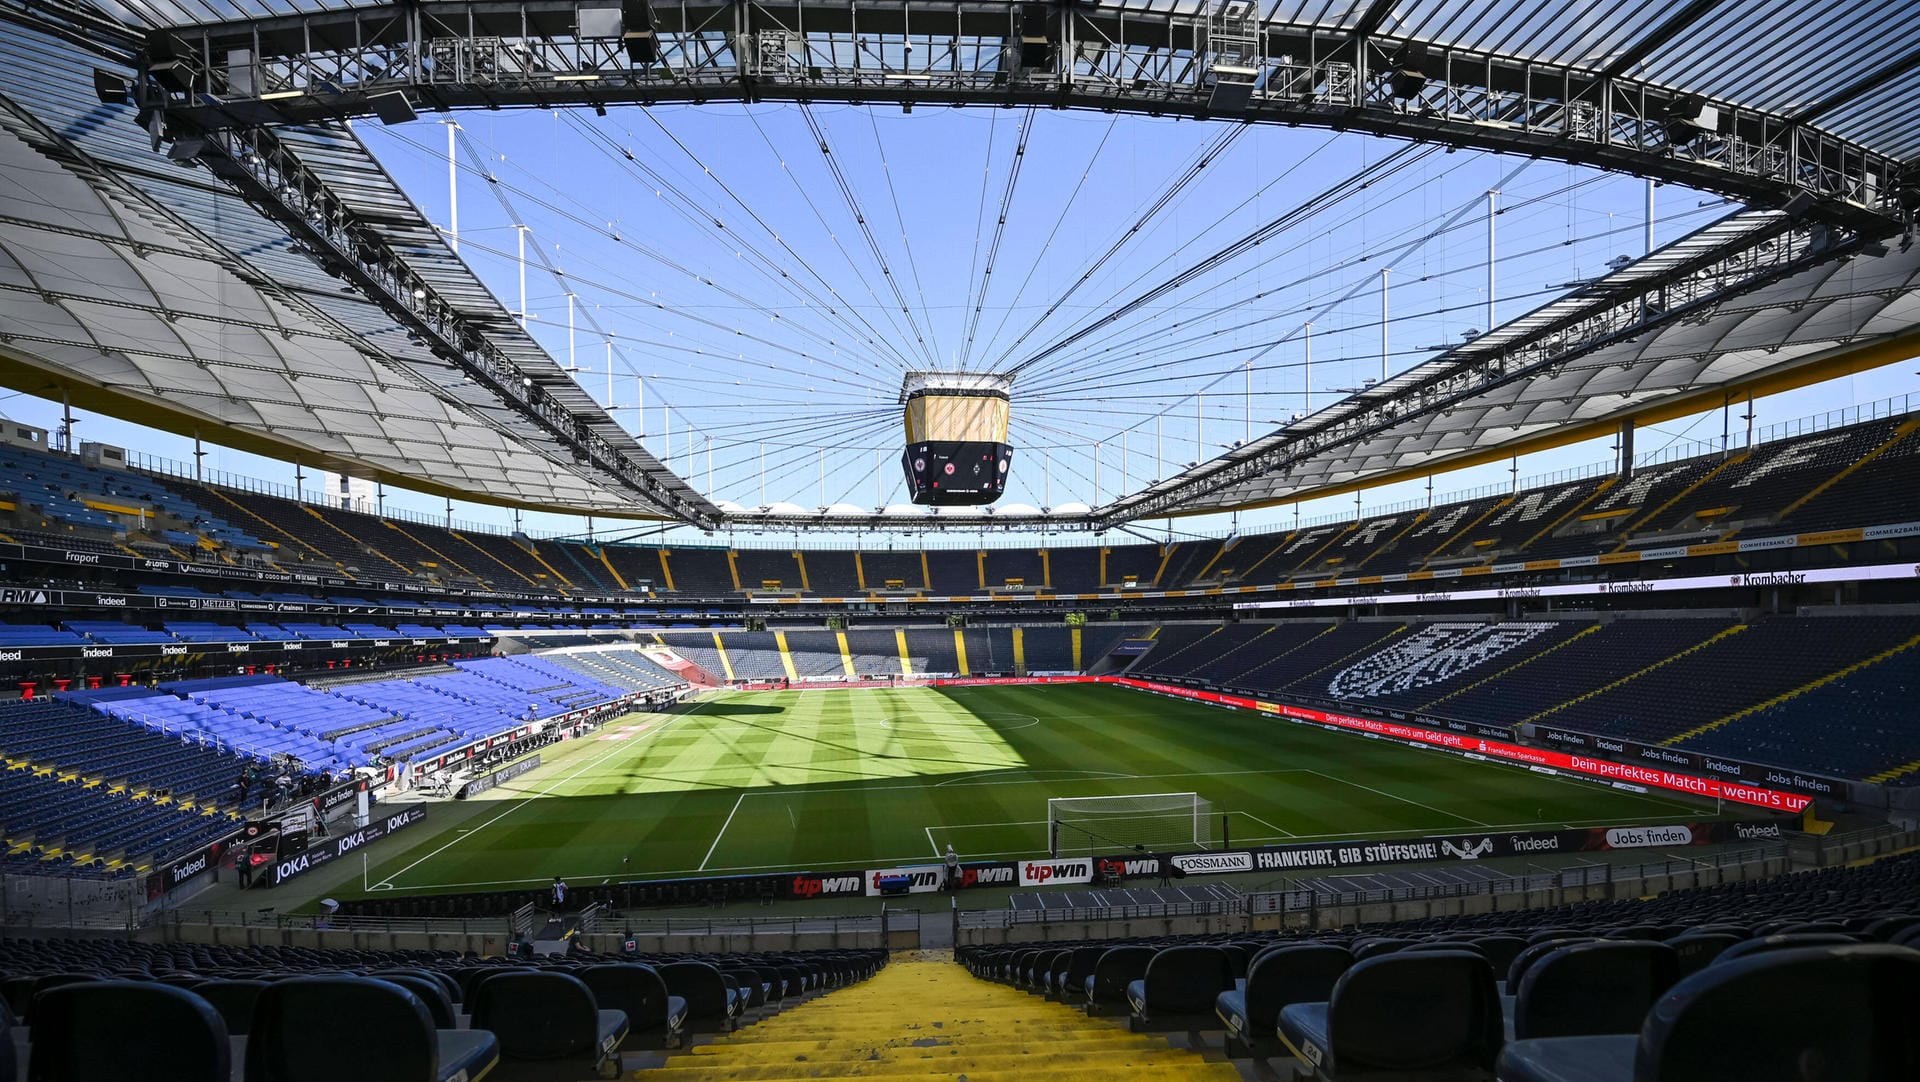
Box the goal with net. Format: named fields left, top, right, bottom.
left=1046, top=792, right=1215, bottom=856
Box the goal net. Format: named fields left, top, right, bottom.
left=1046, top=792, right=1214, bottom=857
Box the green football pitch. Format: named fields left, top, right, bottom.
left=353, top=683, right=1717, bottom=896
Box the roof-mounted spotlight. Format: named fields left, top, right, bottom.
left=92, top=69, right=130, bottom=105
left=368, top=91, right=417, bottom=125
left=164, top=136, right=207, bottom=165
left=147, top=58, right=193, bottom=92
left=1019, top=3, right=1056, bottom=69
left=1387, top=44, right=1427, bottom=99
left=1662, top=94, right=1718, bottom=145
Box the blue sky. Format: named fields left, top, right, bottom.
left=7, top=103, right=1916, bottom=543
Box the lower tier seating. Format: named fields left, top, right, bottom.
left=964, top=850, right=1920, bottom=1081
left=0, top=939, right=883, bottom=1079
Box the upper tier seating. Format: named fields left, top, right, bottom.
left=6, top=408, right=1919, bottom=601
left=733, top=548, right=798, bottom=592
left=854, top=549, right=924, bottom=592
left=923, top=549, right=977, bottom=594
left=0, top=444, right=264, bottom=551
left=659, top=548, right=734, bottom=596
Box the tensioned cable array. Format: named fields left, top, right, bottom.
left=365, top=105, right=1690, bottom=517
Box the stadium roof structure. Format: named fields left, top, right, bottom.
left=0, top=0, right=1916, bottom=531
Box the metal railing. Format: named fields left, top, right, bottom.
left=1246, top=843, right=1788, bottom=914
left=1, top=872, right=147, bottom=931
left=509, top=901, right=538, bottom=938
left=959, top=895, right=1245, bottom=930
left=605, top=913, right=892, bottom=937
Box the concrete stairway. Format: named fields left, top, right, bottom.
left=641, top=953, right=1237, bottom=1081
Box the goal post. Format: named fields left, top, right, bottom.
left=1046, top=792, right=1215, bottom=857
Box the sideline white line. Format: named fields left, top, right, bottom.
left=700, top=792, right=747, bottom=871
left=1306, top=769, right=1493, bottom=828
left=372, top=704, right=706, bottom=889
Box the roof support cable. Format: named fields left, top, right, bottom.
left=579, top=110, right=923, bottom=377
left=798, top=103, right=940, bottom=368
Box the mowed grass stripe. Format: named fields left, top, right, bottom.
left=352, top=684, right=1729, bottom=896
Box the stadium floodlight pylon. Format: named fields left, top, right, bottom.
left=1046, top=792, right=1214, bottom=857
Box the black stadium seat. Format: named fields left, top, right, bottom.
left=467, top=971, right=624, bottom=1081
left=191, top=978, right=268, bottom=1035
left=1664, top=932, right=1740, bottom=976
left=580, top=964, right=687, bottom=1050
left=1510, top=942, right=1679, bottom=1040
left=1498, top=944, right=1920, bottom=1082
left=372, top=969, right=462, bottom=1008
left=1503, top=939, right=1593, bottom=994
left=247, top=976, right=497, bottom=1082
left=1216, top=943, right=1352, bottom=1059
left=1713, top=932, right=1860, bottom=964
left=655, top=961, right=737, bottom=1036
left=374, top=975, right=459, bottom=1029
left=1084, top=946, right=1155, bottom=1017
left=1472, top=937, right=1529, bottom=977
left=1861, top=915, right=1920, bottom=942
left=29, top=981, right=228, bottom=1082
left=23, top=976, right=94, bottom=1022
left=1056, top=946, right=1106, bottom=1003
left=1125, top=945, right=1235, bottom=1031
left=1279, top=950, right=1503, bottom=1081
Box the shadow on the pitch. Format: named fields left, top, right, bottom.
left=693, top=701, right=785, bottom=714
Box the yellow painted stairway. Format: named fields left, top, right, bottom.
left=644, top=957, right=1236, bottom=1081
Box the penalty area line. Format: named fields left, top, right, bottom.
left=699, top=792, right=747, bottom=871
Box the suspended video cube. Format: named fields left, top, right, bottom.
left=900, top=372, right=1014, bottom=506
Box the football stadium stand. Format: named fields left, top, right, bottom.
left=0, top=938, right=885, bottom=1078
left=963, top=850, right=1920, bottom=1079
left=1125, top=613, right=1920, bottom=784
left=8, top=407, right=1917, bottom=602
left=0, top=696, right=254, bottom=874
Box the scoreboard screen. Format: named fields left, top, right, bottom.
left=902, top=442, right=1013, bottom=506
